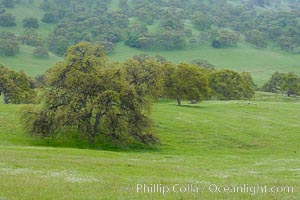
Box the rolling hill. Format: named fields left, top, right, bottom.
left=0, top=0, right=299, bottom=86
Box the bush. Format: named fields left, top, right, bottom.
left=22, top=17, right=39, bottom=28
left=33, top=47, right=49, bottom=57
left=0, top=13, right=16, bottom=27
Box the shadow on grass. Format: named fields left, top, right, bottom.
left=25, top=134, right=162, bottom=153
left=169, top=104, right=207, bottom=109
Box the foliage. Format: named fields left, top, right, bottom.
left=209, top=69, right=255, bottom=100
left=0, top=12, right=16, bottom=27
left=41, top=11, right=63, bottom=23
left=1, top=0, right=14, bottom=8
left=33, top=46, right=49, bottom=57
left=46, top=35, right=69, bottom=55
left=125, top=21, right=186, bottom=50
left=164, top=63, right=211, bottom=106
left=20, top=42, right=159, bottom=146
left=124, top=55, right=165, bottom=103
left=245, top=29, right=268, bottom=48
left=262, top=72, right=300, bottom=96
left=0, top=31, right=19, bottom=56
left=1, top=0, right=296, bottom=54
left=190, top=59, right=215, bottom=69
left=192, top=12, right=212, bottom=31
left=18, top=29, right=44, bottom=47
left=0, top=65, right=36, bottom=104
left=22, top=17, right=39, bottom=29
left=212, top=30, right=240, bottom=48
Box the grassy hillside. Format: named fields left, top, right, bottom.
left=0, top=0, right=61, bottom=76
left=0, top=100, right=299, bottom=199
left=0, top=1, right=299, bottom=86
left=0, top=45, right=62, bottom=76
left=1, top=41, right=299, bottom=85
left=110, top=42, right=300, bottom=86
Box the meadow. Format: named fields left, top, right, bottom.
left=0, top=99, right=299, bottom=199
left=0, top=1, right=299, bottom=199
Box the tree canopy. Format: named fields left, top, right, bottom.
left=164, top=63, right=211, bottom=106
left=20, top=42, right=160, bottom=146
left=209, top=70, right=255, bottom=100
left=0, top=31, right=19, bottom=56
left=262, top=72, right=300, bottom=96
left=0, top=65, right=36, bottom=104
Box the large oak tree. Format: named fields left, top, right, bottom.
left=20, top=42, right=159, bottom=146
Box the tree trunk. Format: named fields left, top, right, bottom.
left=87, top=123, right=94, bottom=144
left=84, top=113, right=94, bottom=144
left=177, top=98, right=181, bottom=106
left=88, top=133, right=94, bottom=144
left=93, top=112, right=101, bottom=134
left=3, top=94, right=9, bottom=104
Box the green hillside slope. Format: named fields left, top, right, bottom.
left=0, top=100, right=299, bottom=199
left=0, top=0, right=299, bottom=85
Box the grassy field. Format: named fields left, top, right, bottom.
left=0, top=45, right=62, bottom=76
left=0, top=99, right=299, bottom=199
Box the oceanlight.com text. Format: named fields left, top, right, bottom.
left=136, top=183, right=294, bottom=196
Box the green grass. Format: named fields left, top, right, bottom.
left=0, top=45, right=62, bottom=76
left=0, top=0, right=54, bottom=35
left=0, top=0, right=62, bottom=76
left=0, top=100, right=299, bottom=199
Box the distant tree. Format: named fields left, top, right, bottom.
left=192, top=12, right=212, bottom=31
left=124, top=56, right=165, bottom=102
left=125, top=22, right=149, bottom=48
left=0, top=31, right=19, bottom=56
left=262, top=72, right=300, bottom=96
left=98, top=41, right=114, bottom=54
left=0, top=13, right=16, bottom=27
left=0, top=8, right=5, bottom=15
left=0, top=65, right=36, bottom=104
left=135, top=7, right=155, bottom=25
left=212, top=30, right=240, bottom=48
left=209, top=70, right=255, bottom=100
left=33, top=74, right=47, bottom=88
left=157, top=31, right=186, bottom=50
left=108, top=11, right=129, bottom=29
left=164, top=63, right=211, bottom=106
left=33, top=46, right=49, bottom=57
left=46, top=35, right=69, bottom=55
left=19, top=29, right=44, bottom=47
left=20, top=42, right=159, bottom=145
left=282, top=73, right=300, bottom=96
left=2, top=0, right=14, bottom=8
left=245, top=29, right=267, bottom=48
left=261, top=72, right=283, bottom=93
left=22, top=17, right=39, bottom=29
left=41, top=12, right=61, bottom=23
left=191, top=59, right=215, bottom=70
left=241, top=71, right=257, bottom=97
left=278, top=36, right=294, bottom=52
left=131, top=54, right=166, bottom=64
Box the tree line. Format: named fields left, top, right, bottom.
left=2, top=43, right=299, bottom=147
left=0, top=42, right=258, bottom=147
